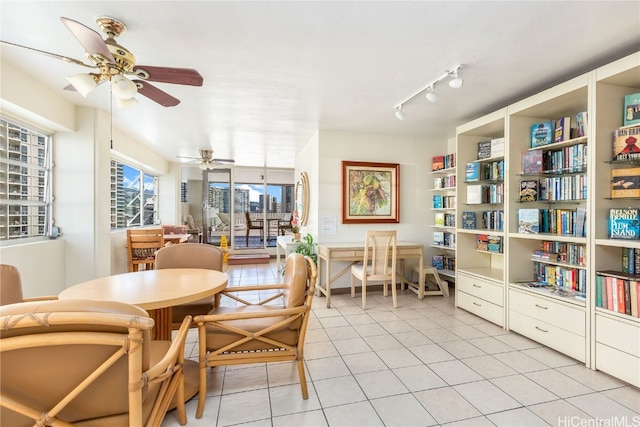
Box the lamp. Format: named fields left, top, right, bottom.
left=111, top=75, right=138, bottom=99
left=393, top=64, right=464, bottom=119
left=66, top=73, right=100, bottom=97
left=116, top=96, right=139, bottom=109
left=448, top=66, right=463, bottom=88
left=199, top=160, right=215, bottom=170
left=426, top=85, right=438, bottom=102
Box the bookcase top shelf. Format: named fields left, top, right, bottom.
left=526, top=136, right=588, bottom=152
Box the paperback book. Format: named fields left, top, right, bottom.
left=519, top=180, right=539, bottom=202
left=574, top=112, right=588, bottom=137
left=432, top=255, right=445, bottom=270
left=553, top=116, right=571, bottom=143
left=434, top=212, right=445, bottom=226
left=522, top=149, right=543, bottom=174
left=624, top=92, right=640, bottom=126
left=477, top=141, right=491, bottom=160
left=609, top=207, right=640, bottom=240
left=466, top=185, right=482, bottom=204
left=613, top=125, right=640, bottom=161
left=432, top=194, right=443, bottom=209
left=531, top=121, right=553, bottom=148
left=465, top=162, right=480, bottom=181
left=432, top=155, right=445, bottom=171
left=611, top=167, right=640, bottom=198
left=490, top=137, right=505, bottom=158
left=462, top=211, right=476, bottom=229
left=518, top=208, right=540, bottom=234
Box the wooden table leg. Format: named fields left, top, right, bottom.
left=148, top=307, right=172, bottom=341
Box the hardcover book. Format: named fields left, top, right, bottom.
left=608, top=207, right=640, bottom=240
left=553, top=116, right=571, bottom=143
left=465, top=162, right=480, bottom=181
left=477, top=141, right=491, bottom=160
left=432, top=194, right=443, bottom=209
left=531, top=121, right=553, bottom=148
left=462, top=211, right=476, bottom=229
left=611, top=167, right=640, bottom=198
left=613, top=125, right=640, bottom=161
left=522, top=149, right=543, bottom=174
left=466, top=185, right=482, bottom=204
left=519, top=180, right=539, bottom=202
left=575, top=112, right=588, bottom=137
left=432, top=155, right=445, bottom=171
left=432, top=255, right=445, bottom=270
left=434, top=212, right=445, bottom=226
left=518, top=208, right=540, bottom=234
left=490, top=137, right=505, bottom=158
left=433, top=231, right=444, bottom=246
left=624, top=92, right=640, bottom=126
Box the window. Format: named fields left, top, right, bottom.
left=110, top=160, right=158, bottom=229
left=0, top=117, right=52, bottom=240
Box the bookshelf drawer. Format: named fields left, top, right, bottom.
left=509, top=289, right=585, bottom=336
left=458, top=291, right=503, bottom=326
left=595, top=342, right=640, bottom=388
left=595, top=313, right=640, bottom=357
left=509, top=310, right=585, bottom=363
left=458, top=273, right=503, bottom=306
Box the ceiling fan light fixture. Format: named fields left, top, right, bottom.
left=199, top=160, right=215, bottom=170
left=116, top=96, right=139, bottom=109
left=66, top=73, right=99, bottom=97
left=111, top=74, right=138, bottom=99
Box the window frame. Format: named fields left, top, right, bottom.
left=110, top=159, right=159, bottom=229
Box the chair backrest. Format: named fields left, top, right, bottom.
left=0, top=264, right=23, bottom=305
left=155, top=243, right=223, bottom=270
left=127, top=228, right=165, bottom=267
left=282, top=253, right=315, bottom=309
left=0, top=299, right=157, bottom=426
left=363, top=230, right=397, bottom=279
left=217, top=212, right=230, bottom=225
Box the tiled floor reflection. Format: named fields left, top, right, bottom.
left=162, top=261, right=639, bottom=427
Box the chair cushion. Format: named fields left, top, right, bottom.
left=204, top=306, right=300, bottom=352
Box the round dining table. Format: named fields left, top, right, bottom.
left=59, top=268, right=228, bottom=341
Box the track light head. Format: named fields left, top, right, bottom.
left=448, top=68, right=463, bottom=88
left=426, top=85, right=439, bottom=102
left=395, top=107, right=405, bottom=120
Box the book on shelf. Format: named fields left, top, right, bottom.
left=432, top=155, right=445, bottom=171
left=608, top=207, right=640, bottom=240
left=596, top=270, right=640, bottom=317
left=434, top=212, right=445, bottom=226
left=613, top=125, right=640, bottom=161
left=518, top=208, right=539, bottom=234
left=519, top=180, right=538, bottom=202
left=532, top=250, right=559, bottom=262
left=477, top=141, right=491, bottom=160
left=466, top=185, right=482, bottom=204
left=624, top=92, right=640, bottom=127
left=574, top=207, right=587, bottom=238
left=476, top=234, right=502, bottom=253
left=462, top=211, right=476, bottom=229
left=574, top=112, right=587, bottom=137
left=465, top=162, right=480, bottom=181
left=611, top=167, right=640, bottom=198
left=433, top=231, right=444, bottom=246
left=531, top=121, right=553, bottom=148
left=522, top=149, right=543, bottom=174
left=432, top=194, right=443, bottom=209
left=432, top=255, right=444, bottom=270
left=490, top=137, right=505, bottom=158
left=553, top=116, right=571, bottom=143
left=621, top=247, right=637, bottom=275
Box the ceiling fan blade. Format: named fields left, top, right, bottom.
left=131, top=65, right=203, bottom=86
left=213, top=158, right=235, bottom=163
left=60, top=17, right=115, bottom=63
left=0, top=40, right=96, bottom=68
left=133, top=80, right=180, bottom=107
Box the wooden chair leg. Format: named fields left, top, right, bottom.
left=297, top=359, right=309, bottom=399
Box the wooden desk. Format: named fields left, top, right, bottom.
left=59, top=268, right=228, bottom=340
left=164, top=233, right=191, bottom=244
left=317, top=241, right=434, bottom=308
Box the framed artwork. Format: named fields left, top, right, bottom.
left=342, top=161, right=400, bottom=224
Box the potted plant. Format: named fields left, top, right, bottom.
left=294, top=233, right=317, bottom=265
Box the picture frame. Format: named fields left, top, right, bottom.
left=342, top=161, right=400, bottom=224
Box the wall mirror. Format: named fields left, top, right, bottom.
left=295, top=172, right=309, bottom=226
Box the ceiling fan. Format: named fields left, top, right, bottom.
left=1, top=16, right=203, bottom=108
left=178, top=149, right=235, bottom=170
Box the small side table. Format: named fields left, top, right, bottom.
left=276, top=235, right=301, bottom=273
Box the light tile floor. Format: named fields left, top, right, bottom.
left=162, top=261, right=640, bottom=427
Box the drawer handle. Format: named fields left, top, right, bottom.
left=473, top=302, right=481, bottom=306
left=472, top=284, right=482, bottom=288
left=534, top=304, right=548, bottom=310
left=535, top=326, right=548, bottom=333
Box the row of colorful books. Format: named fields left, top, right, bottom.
left=533, top=261, right=587, bottom=294
left=622, top=247, right=640, bottom=274
left=595, top=270, right=640, bottom=318
left=461, top=210, right=504, bottom=231
left=432, top=255, right=455, bottom=271
left=433, top=231, right=455, bottom=248
left=476, top=234, right=502, bottom=253
left=465, top=159, right=505, bottom=182
left=434, top=212, right=455, bottom=228
left=530, top=113, right=587, bottom=148
left=433, top=175, right=456, bottom=189
left=431, top=153, right=456, bottom=171
left=466, top=183, right=504, bottom=204
left=432, top=194, right=456, bottom=209
left=518, top=175, right=588, bottom=202
left=521, top=143, right=587, bottom=175
left=536, top=241, right=586, bottom=267
left=518, top=208, right=587, bottom=237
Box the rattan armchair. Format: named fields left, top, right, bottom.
left=0, top=299, right=192, bottom=427
left=193, top=253, right=317, bottom=419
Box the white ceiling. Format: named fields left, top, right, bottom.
left=1, top=1, right=639, bottom=169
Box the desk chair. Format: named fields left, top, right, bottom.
left=154, top=243, right=224, bottom=328
left=127, top=228, right=165, bottom=272
left=351, top=230, right=398, bottom=309
left=245, top=212, right=264, bottom=246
